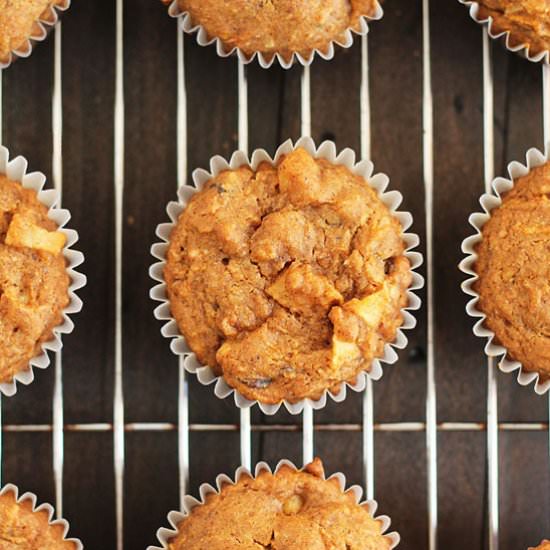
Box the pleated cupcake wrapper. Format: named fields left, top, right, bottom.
left=166, top=0, right=383, bottom=69
left=458, top=0, right=550, bottom=64
left=459, top=146, right=550, bottom=395
left=0, top=0, right=71, bottom=70
left=150, top=136, right=424, bottom=415
left=0, top=484, right=83, bottom=549
left=149, top=459, right=400, bottom=550
left=0, top=146, right=86, bottom=397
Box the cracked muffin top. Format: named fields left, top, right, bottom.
left=530, top=541, right=550, bottom=550
left=165, top=148, right=412, bottom=404
left=474, top=161, right=550, bottom=381
left=0, top=174, right=69, bottom=386
left=0, top=0, right=60, bottom=63
left=0, top=488, right=76, bottom=549
left=166, top=0, right=379, bottom=63
left=167, top=458, right=391, bottom=550
left=476, top=0, right=550, bottom=57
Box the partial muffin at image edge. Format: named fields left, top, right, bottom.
left=530, top=541, right=550, bottom=550
left=460, top=0, right=550, bottom=62
left=0, top=146, right=85, bottom=396
left=0, top=0, right=70, bottom=67
left=0, top=174, right=68, bottom=385
left=460, top=147, right=550, bottom=394
left=473, top=160, right=550, bottom=383
left=153, top=457, right=398, bottom=550
left=161, top=146, right=416, bottom=406
left=162, top=0, right=382, bottom=66
left=0, top=485, right=82, bottom=549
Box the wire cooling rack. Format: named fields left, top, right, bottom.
left=0, top=2, right=549, bottom=549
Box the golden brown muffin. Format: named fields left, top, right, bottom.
left=477, top=0, right=550, bottom=57
left=474, top=161, right=550, bottom=381
left=529, top=541, right=550, bottom=550
left=0, top=0, right=63, bottom=63
left=169, top=0, right=379, bottom=62
left=0, top=174, right=69, bottom=385
left=0, top=489, right=76, bottom=549
left=168, top=458, right=391, bottom=550
left=165, top=148, right=412, bottom=404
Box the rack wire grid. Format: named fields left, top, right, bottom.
left=0, top=1, right=549, bottom=549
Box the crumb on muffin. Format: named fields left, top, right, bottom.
left=0, top=488, right=76, bottom=549
left=165, top=147, right=412, bottom=404
left=172, top=0, right=380, bottom=62
left=474, top=161, right=550, bottom=381
left=477, top=0, right=550, bottom=57
left=168, top=457, right=391, bottom=550
left=0, top=174, right=69, bottom=385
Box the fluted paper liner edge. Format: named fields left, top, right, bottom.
left=0, top=0, right=71, bottom=70
left=0, top=146, right=86, bottom=396
left=149, top=137, right=424, bottom=415
left=459, top=145, right=550, bottom=395
left=148, top=459, right=400, bottom=550
left=165, top=0, right=383, bottom=69
left=0, top=484, right=83, bottom=549
left=458, top=0, right=549, bottom=64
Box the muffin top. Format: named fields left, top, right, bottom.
left=171, top=0, right=379, bottom=62
left=475, top=161, right=550, bottom=380
left=0, top=174, right=69, bottom=385
left=0, top=488, right=76, bottom=549
left=530, top=541, right=550, bottom=550
left=168, top=458, right=391, bottom=550
left=0, top=0, right=57, bottom=62
left=476, top=1, right=550, bottom=57
left=165, top=148, right=411, bottom=404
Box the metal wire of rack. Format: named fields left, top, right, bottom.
left=0, top=2, right=549, bottom=549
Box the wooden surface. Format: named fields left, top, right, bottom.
left=1, top=1, right=549, bottom=549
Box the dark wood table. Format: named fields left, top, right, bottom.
left=1, top=1, right=549, bottom=549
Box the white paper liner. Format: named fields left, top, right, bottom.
left=150, top=137, right=424, bottom=415
left=459, top=146, right=550, bottom=395
left=148, top=459, right=400, bottom=550
left=0, top=0, right=71, bottom=70
left=0, top=145, right=86, bottom=396
left=0, top=484, right=83, bottom=549
left=166, top=0, right=383, bottom=69
left=458, top=0, right=550, bottom=64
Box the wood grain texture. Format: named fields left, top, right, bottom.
left=61, top=0, right=117, bottom=423
left=0, top=0, right=549, bottom=548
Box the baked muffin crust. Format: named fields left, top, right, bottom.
left=0, top=0, right=58, bottom=62
left=0, top=174, right=69, bottom=385
left=0, top=489, right=76, bottom=549
left=530, top=541, right=550, bottom=550
left=168, top=458, right=391, bottom=550
left=475, top=161, right=550, bottom=380
left=477, top=1, right=550, bottom=57
left=165, top=148, right=412, bottom=404
left=171, top=0, right=379, bottom=62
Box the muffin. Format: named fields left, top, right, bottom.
left=530, top=542, right=550, bottom=550
left=163, top=146, right=413, bottom=405
left=0, top=0, right=68, bottom=66
left=0, top=485, right=79, bottom=549
left=473, top=160, right=550, bottom=382
left=164, top=458, right=393, bottom=550
left=461, top=0, right=550, bottom=61
left=164, top=0, right=381, bottom=65
left=0, top=173, right=69, bottom=386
